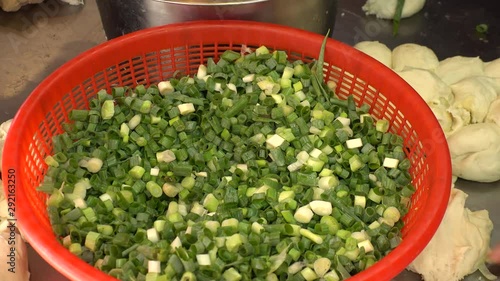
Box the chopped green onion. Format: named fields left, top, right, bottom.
left=40, top=44, right=413, bottom=281
left=101, top=100, right=115, bottom=120
left=309, top=200, right=333, bottom=216
left=476, top=23, right=489, bottom=34
left=294, top=205, right=314, bottom=224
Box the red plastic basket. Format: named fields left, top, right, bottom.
left=2, top=21, right=451, bottom=281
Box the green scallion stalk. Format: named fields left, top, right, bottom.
left=393, top=0, right=406, bottom=36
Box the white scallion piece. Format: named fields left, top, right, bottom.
left=327, top=80, right=337, bottom=91
left=309, top=200, right=333, bottom=216
left=236, top=164, right=248, bottom=173
left=383, top=157, right=400, bottom=169
left=147, top=228, right=159, bottom=243
left=251, top=222, right=264, bottom=234
left=294, top=205, right=314, bottom=224
left=196, top=171, right=208, bottom=177
left=271, top=94, right=283, bottom=104
left=202, top=75, right=212, bottom=82
left=383, top=206, right=401, bottom=223
left=354, top=195, right=366, bottom=208
left=297, top=151, right=310, bottom=163
left=313, top=257, right=331, bottom=277
left=148, top=260, right=161, bottom=273
left=266, top=134, right=285, bottom=148
left=215, top=82, right=222, bottom=92
left=86, top=158, right=103, bottom=173
left=288, top=261, right=306, bottom=275
left=346, top=138, right=363, bottom=149
left=287, top=161, right=303, bottom=172
left=73, top=198, right=87, bottom=209
left=312, top=188, right=325, bottom=200
left=242, top=74, right=255, bottom=82
left=170, top=236, right=182, bottom=253
left=156, top=150, right=176, bottom=163
left=178, top=103, right=195, bottom=115
left=190, top=202, right=207, bottom=216
left=351, top=230, right=369, bottom=242
left=99, top=193, right=112, bottom=202
left=295, top=91, right=306, bottom=101
left=336, top=117, right=351, bottom=127
left=278, top=190, right=295, bottom=202
left=128, top=114, right=142, bottom=130
left=301, top=266, right=319, bottom=281
left=309, top=148, right=323, bottom=159
left=196, top=254, right=212, bottom=266
left=282, top=66, right=295, bottom=79
left=150, top=167, right=160, bottom=176
left=358, top=239, right=375, bottom=253
left=227, top=83, right=237, bottom=92
left=368, top=221, right=381, bottom=229
left=197, top=64, right=208, bottom=79
left=378, top=217, right=395, bottom=227
left=309, top=126, right=321, bottom=135
left=360, top=113, right=372, bottom=123
left=158, top=81, right=174, bottom=95
left=324, top=270, right=340, bottom=281
left=204, top=221, right=220, bottom=233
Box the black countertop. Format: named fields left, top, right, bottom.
left=336, top=0, right=500, bottom=61
left=1, top=0, right=499, bottom=280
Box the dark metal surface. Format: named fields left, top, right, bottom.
left=0, top=0, right=499, bottom=280
left=95, top=0, right=337, bottom=40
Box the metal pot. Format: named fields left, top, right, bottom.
left=96, top=0, right=338, bottom=40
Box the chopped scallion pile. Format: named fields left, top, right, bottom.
left=40, top=42, right=415, bottom=281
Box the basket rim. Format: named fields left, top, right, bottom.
left=2, top=20, right=452, bottom=281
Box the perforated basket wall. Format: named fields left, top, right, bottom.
left=2, top=21, right=451, bottom=281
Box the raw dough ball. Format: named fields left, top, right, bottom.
left=428, top=103, right=452, bottom=133
left=0, top=0, right=42, bottom=12
left=0, top=119, right=12, bottom=140
left=354, top=41, right=392, bottom=68
left=397, top=67, right=453, bottom=105
left=435, top=56, right=484, bottom=85
left=0, top=119, right=12, bottom=171
left=451, top=77, right=498, bottom=123
left=484, top=59, right=500, bottom=91
left=0, top=0, right=82, bottom=11
left=486, top=97, right=500, bottom=127
left=362, top=0, right=426, bottom=19
left=408, top=186, right=493, bottom=281
left=447, top=123, right=500, bottom=182
left=447, top=106, right=471, bottom=137
left=392, top=43, right=439, bottom=71
left=484, top=58, right=500, bottom=77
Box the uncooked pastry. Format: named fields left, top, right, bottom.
left=392, top=43, right=439, bottom=71
left=362, top=0, right=426, bottom=19
left=353, top=41, right=392, bottom=68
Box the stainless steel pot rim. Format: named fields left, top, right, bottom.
left=153, top=0, right=268, bottom=5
